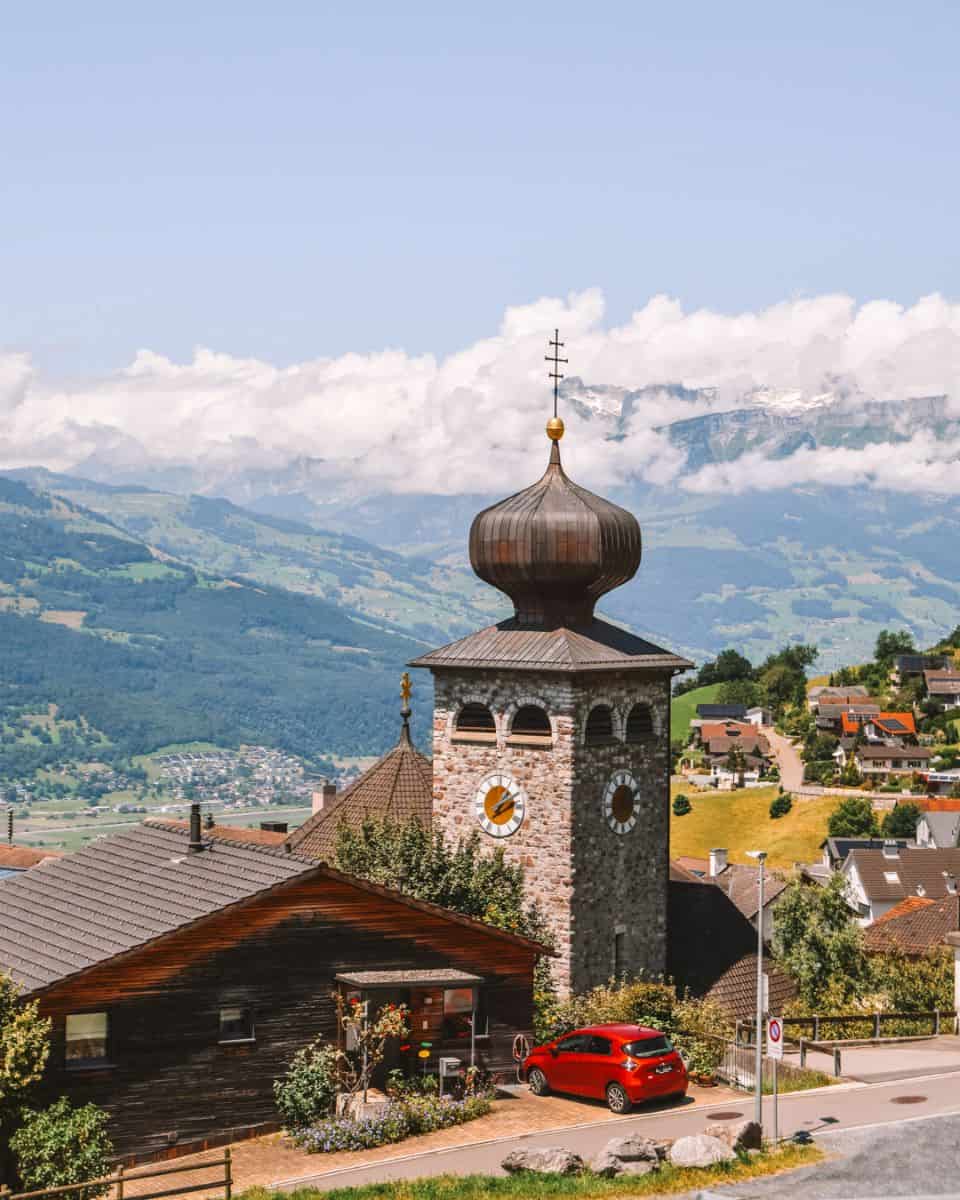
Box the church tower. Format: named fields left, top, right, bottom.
left=410, top=338, right=691, bottom=995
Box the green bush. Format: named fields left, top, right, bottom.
left=295, top=1092, right=493, bottom=1153
left=672, top=794, right=692, bottom=816
left=10, top=1098, right=113, bottom=1196
left=769, top=792, right=792, bottom=819
left=827, top=795, right=879, bottom=838
left=273, top=1039, right=339, bottom=1130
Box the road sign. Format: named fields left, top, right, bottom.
left=767, top=1016, right=784, bottom=1060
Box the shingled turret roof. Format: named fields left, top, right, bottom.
left=286, top=711, right=432, bottom=862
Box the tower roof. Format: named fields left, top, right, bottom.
left=286, top=710, right=432, bottom=862
left=469, top=437, right=641, bottom=628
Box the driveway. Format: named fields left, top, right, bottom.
left=762, top=727, right=805, bottom=792
left=787, top=1036, right=960, bottom=1084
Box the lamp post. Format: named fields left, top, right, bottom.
left=746, top=849, right=767, bottom=1128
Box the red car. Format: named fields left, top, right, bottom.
left=522, top=1023, right=688, bottom=1114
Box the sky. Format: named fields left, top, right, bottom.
left=3, top=1, right=959, bottom=376
left=3, top=2, right=960, bottom=497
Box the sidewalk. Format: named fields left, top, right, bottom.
left=121, top=1082, right=740, bottom=1198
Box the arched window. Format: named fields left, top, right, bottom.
left=508, top=704, right=552, bottom=742
left=454, top=702, right=496, bottom=740
left=585, top=704, right=615, bottom=745
left=625, top=703, right=654, bottom=742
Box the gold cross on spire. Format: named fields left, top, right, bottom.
left=400, top=672, right=412, bottom=707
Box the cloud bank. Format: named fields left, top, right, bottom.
left=3, top=289, right=960, bottom=496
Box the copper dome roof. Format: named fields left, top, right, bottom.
left=469, top=438, right=641, bottom=628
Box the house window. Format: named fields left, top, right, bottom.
left=442, top=987, right=486, bottom=1040
left=613, top=928, right=626, bottom=978
left=219, top=1006, right=255, bottom=1043
left=65, top=1012, right=109, bottom=1067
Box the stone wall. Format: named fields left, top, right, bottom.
left=429, top=668, right=672, bottom=996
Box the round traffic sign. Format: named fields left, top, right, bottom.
left=769, top=1018, right=782, bottom=1042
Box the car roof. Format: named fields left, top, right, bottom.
left=572, top=1023, right=663, bottom=1038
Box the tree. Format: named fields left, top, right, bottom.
left=716, top=678, right=763, bottom=708
left=672, top=794, right=692, bottom=816
left=827, top=795, right=879, bottom=838
left=881, top=802, right=922, bottom=839
left=725, top=744, right=746, bottom=787
left=770, top=792, right=793, bottom=819
left=702, top=649, right=755, bottom=686
left=874, top=629, right=916, bottom=668
left=772, top=874, right=869, bottom=1007
left=0, top=972, right=50, bottom=1134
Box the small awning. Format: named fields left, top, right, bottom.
left=335, top=968, right=483, bottom=988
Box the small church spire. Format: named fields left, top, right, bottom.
left=545, top=328, right=567, bottom=443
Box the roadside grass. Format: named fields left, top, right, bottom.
left=763, top=1067, right=836, bottom=1092
left=670, top=783, right=836, bottom=871
left=238, top=1145, right=821, bottom=1200
left=670, top=684, right=721, bottom=742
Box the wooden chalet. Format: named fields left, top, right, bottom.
left=0, top=814, right=545, bottom=1160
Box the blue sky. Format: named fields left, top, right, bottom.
left=2, top=1, right=958, bottom=374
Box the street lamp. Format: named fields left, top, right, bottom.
left=746, top=849, right=767, bottom=1128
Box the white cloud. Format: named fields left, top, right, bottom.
left=3, top=289, right=960, bottom=496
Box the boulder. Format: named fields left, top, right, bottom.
left=602, top=1133, right=666, bottom=1162
left=704, top=1118, right=762, bottom=1151
left=668, top=1133, right=736, bottom=1169
left=590, top=1151, right=657, bottom=1178
left=502, top=1147, right=585, bottom=1175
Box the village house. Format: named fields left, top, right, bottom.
left=863, top=891, right=959, bottom=958
left=669, top=848, right=786, bottom=941
left=916, top=802, right=960, bottom=849
left=807, top=684, right=870, bottom=710
left=924, top=668, right=960, bottom=710
left=815, top=700, right=881, bottom=733
left=841, top=843, right=960, bottom=924
left=0, top=811, right=545, bottom=1160
left=850, top=743, right=932, bottom=782
left=840, top=711, right=918, bottom=745
left=892, top=654, right=950, bottom=687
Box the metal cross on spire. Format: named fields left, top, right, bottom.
left=545, top=329, right=568, bottom=419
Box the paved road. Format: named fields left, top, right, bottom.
left=696, top=1110, right=960, bottom=1198
left=787, top=1036, right=960, bottom=1084
left=762, top=727, right=805, bottom=792
left=273, top=1068, right=960, bottom=1192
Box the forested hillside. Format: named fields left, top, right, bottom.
left=0, top=477, right=430, bottom=771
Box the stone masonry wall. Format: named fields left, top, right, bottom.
left=429, top=668, right=672, bottom=997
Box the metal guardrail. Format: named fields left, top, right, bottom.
left=737, top=1010, right=958, bottom=1043
left=0, top=1151, right=231, bottom=1200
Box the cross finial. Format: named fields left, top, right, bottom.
left=400, top=671, right=412, bottom=711
left=545, top=329, right=568, bottom=420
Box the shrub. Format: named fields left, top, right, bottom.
left=769, top=792, right=792, bottom=819
left=295, top=1092, right=493, bottom=1153
left=10, top=1098, right=113, bottom=1196
left=881, top=801, right=922, bottom=838
left=274, top=1039, right=339, bottom=1130
left=673, top=794, right=692, bottom=816
left=536, top=978, right=679, bottom=1044
left=827, top=795, right=879, bottom=838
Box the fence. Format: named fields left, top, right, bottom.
left=0, top=1151, right=231, bottom=1200
left=737, top=1010, right=958, bottom=1045
left=714, top=1038, right=834, bottom=1090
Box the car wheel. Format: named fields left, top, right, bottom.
left=606, top=1082, right=632, bottom=1114
left=527, top=1067, right=550, bottom=1096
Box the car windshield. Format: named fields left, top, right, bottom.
left=622, top=1035, right=673, bottom=1058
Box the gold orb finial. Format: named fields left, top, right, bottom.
left=546, top=416, right=565, bottom=441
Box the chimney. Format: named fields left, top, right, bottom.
left=944, top=872, right=958, bottom=896
left=312, top=782, right=337, bottom=815
left=709, top=848, right=728, bottom=877
left=188, top=802, right=205, bottom=854
left=882, top=840, right=900, bottom=859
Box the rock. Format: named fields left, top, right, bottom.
left=668, top=1133, right=736, bottom=1169
left=703, top=1118, right=762, bottom=1151
left=621, top=1160, right=657, bottom=1177
left=502, top=1147, right=585, bottom=1175
left=590, top=1150, right=624, bottom=1178
left=603, top=1133, right=665, bottom=1162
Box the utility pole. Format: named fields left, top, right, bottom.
left=746, top=849, right=767, bottom=1129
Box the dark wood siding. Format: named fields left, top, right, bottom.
left=35, top=876, right=537, bottom=1159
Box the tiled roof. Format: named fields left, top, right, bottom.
left=0, top=820, right=550, bottom=996
left=674, top=856, right=709, bottom=876
left=0, top=822, right=316, bottom=993
left=926, top=671, right=960, bottom=696
left=156, top=819, right=287, bottom=846
left=409, top=618, right=692, bottom=674
left=699, top=722, right=756, bottom=740
left=918, top=799, right=960, bottom=812
left=0, top=845, right=63, bottom=870
left=336, top=968, right=483, bottom=987
left=864, top=894, right=960, bottom=955
left=705, top=954, right=798, bottom=1021
left=286, top=719, right=433, bottom=862
left=819, top=702, right=880, bottom=719
left=705, top=735, right=770, bottom=759
left=842, top=711, right=917, bottom=736
left=712, top=863, right=788, bottom=920
left=855, top=745, right=932, bottom=761
left=670, top=860, right=705, bottom=883
left=845, top=846, right=960, bottom=902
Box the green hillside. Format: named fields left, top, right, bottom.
left=0, top=476, right=431, bottom=777
left=10, top=469, right=504, bottom=643
left=670, top=683, right=722, bottom=741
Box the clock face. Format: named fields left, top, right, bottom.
left=603, top=770, right=640, bottom=834
left=474, top=772, right=526, bottom=838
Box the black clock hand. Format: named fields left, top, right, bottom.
left=491, top=791, right=516, bottom=817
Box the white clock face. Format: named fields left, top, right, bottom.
left=474, top=772, right=526, bottom=838
left=603, top=770, right=640, bottom=834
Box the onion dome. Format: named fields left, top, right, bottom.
left=469, top=423, right=642, bottom=628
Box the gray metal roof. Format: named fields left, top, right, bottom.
left=410, top=618, right=692, bottom=674
left=0, top=822, right=316, bottom=994
left=335, top=968, right=483, bottom=987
